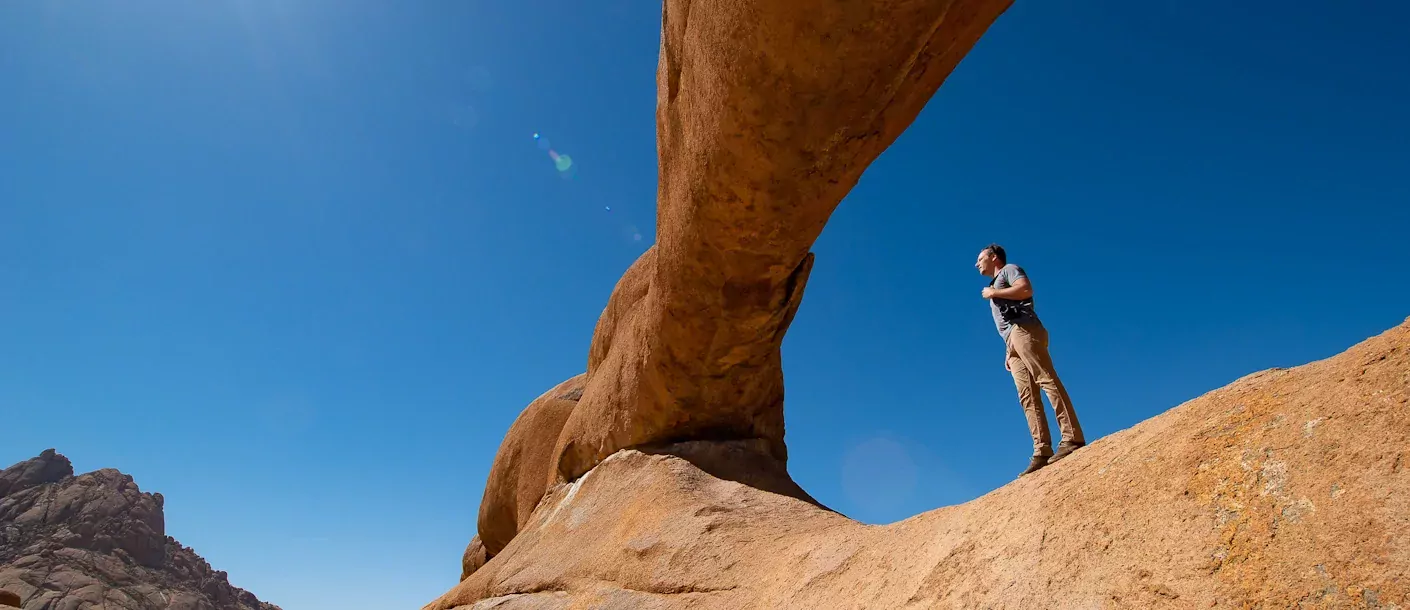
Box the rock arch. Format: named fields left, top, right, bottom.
left=470, top=0, right=1014, bottom=570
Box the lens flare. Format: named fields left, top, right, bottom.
left=840, top=435, right=919, bottom=522
left=535, top=133, right=574, bottom=174
left=551, top=151, right=573, bottom=172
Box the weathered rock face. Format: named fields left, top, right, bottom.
left=0, top=450, right=280, bottom=610
left=476, top=374, right=587, bottom=556
left=431, top=318, right=1410, bottom=609
left=0, top=588, right=19, bottom=607
left=458, top=536, right=487, bottom=584
left=550, top=0, right=1017, bottom=485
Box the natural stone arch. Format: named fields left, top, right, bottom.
left=471, top=0, right=1015, bottom=567
left=557, top=0, right=1015, bottom=484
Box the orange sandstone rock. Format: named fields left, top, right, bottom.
left=476, top=374, right=587, bottom=557
left=429, top=319, right=1410, bottom=609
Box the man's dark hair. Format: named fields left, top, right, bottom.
left=984, top=243, right=1007, bottom=266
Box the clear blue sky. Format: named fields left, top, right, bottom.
left=2, top=1, right=1406, bottom=608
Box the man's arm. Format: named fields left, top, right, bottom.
left=982, top=274, right=1033, bottom=300
left=989, top=277, right=1032, bottom=300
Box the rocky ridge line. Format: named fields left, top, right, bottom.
left=0, top=449, right=280, bottom=610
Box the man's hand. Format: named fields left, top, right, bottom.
left=982, top=287, right=997, bottom=299
left=1004, top=357, right=1011, bottom=371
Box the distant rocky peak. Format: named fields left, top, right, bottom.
left=0, top=448, right=74, bottom=498
left=0, top=450, right=280, bottom=610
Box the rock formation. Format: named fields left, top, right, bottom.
left=467, top=0, right=1018, bottom=569
left=433, top=317, right=1410, bottom=608
left=552, top=0, right=1014, bottom=489
left=430, top=0, right=1408, bottom=607
left=477, top=374, right=587, bottom=557
left=0, top=449, right=280, bottom=610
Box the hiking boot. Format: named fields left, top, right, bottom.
left=1019, top=455, right=1049, bottom=477
left=1046, top=441, right=1086, bottom=465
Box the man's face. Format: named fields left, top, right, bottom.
left=975, top=250, right=998, bottom=276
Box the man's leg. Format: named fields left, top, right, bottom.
left=1007, top=342, right=1052, bottom=457
left=1011, top=323, right=1085, bottom=447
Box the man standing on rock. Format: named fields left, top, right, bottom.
left=976, top=244, right=1086, bottom=476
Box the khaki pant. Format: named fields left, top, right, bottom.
left=1005, top=322, right=1084, bottom=457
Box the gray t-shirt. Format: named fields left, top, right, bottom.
left=989, top=263, right=1039, bottom=340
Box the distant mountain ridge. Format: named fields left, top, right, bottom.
left=0, top=449, right=280, bottom=610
